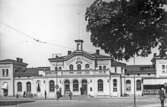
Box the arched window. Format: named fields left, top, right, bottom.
left=17, top=82, right=22, bottom=92
left=126, top=80, right=131, bottom=91
left=113, top=79, right=117, bottom=92
left=69, top=64, right=73, bottom=70
left=37, top=83, right=41, bottom=92
left=49, top=80, right=55, bottom=92
left=98, top=79, right=103, bottom=92
left=85, top=64, right=89, bottom=69
left=73, top=80, right=79, bottom=91
left=26, top=82, right=31, bottom=92
left=64, top=80, right=70, bottom=92
left=136, top=80, right=141, bottom=91
left=77, top=64, right=81, bottom=70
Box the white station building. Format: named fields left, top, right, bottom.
left=0, top=40, right=167, bottom=98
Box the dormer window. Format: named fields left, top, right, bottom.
left=148, top=73, right=151, bottom=75
left=77, top=64, right=81, bottom=70
left=137, top=73, right=140, bottom=76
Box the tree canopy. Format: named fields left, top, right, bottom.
left=85, top=0, right=167, bottom=60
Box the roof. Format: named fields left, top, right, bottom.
left=111, top=61, right=126, bottom=67
left=126, top=65, right=156, bottom=75
left=48, top=50, right=113, bottom=62
left=0, top=59, right=28, bottom=66
left=151, top=53, right=167, bottom=63
left=14, top=67, right=50, bottom=77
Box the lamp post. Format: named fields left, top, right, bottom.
left=134, top=75, right=136, bottom=107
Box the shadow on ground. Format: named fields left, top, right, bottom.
left=0, top=100, right=35, bottom=106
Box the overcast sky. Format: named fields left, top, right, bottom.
left=0, top=0, right=161, bottom=67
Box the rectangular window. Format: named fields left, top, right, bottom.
left=162, top=65, right=165, bottom=72
left=2, top=69, right=9, bottom=77
left=162, top=65, right=167, bottom=73
left=2, top=69, right=5, bottom=76
left=6, top=69, right=9, bottom=76
left=113, top=79, right=117, bottom=92
left=115, top=67, right=117, bottom=73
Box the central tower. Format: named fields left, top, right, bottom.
left=75, top=39, right=84, bottom=51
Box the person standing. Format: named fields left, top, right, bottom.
left=159, top=87, right=166, bottom=107
left=44, top=90, right=47, bottom=100
left=69, top=90, right=73, bottom=100
left=56, top=90, right=60, bottom=100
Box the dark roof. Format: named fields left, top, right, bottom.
left=0, top=59, right=28, bottom=66
left=111, top=61, right=126, bottom=67
left=126, top=65, right=156, bottom=75
left=14, top=67, right=50, bottom=77
left=90, top=53, right=111, bottom=59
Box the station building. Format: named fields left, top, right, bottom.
left=0, top=40, right=166, bottom=98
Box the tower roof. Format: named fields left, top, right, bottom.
left=75, top=39, right=84, bottom=43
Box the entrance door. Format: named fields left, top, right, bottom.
left=2, top=82, right=8, bottom=96
left=81, top=79, right=87, bottom=95
left=64, top=80, right=70, bottom=95
left=3, top=89, right=8, bottom=96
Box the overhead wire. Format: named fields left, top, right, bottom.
left=0, top=22, right=74, bottom=50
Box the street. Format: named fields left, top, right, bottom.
left=2, top=95, right=163, bottom=107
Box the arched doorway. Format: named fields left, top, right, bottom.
left=2, top=82, right=8, bottom=96
left=81, top=79, right=87, bottom=95
left=64, top=80, right=70, bottom=94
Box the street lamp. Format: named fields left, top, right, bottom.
left=134, top=75, right=136, bottom=107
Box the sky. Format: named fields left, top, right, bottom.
left=0, top=0, right=161, bottom=67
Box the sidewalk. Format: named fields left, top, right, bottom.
left=140, top=103, right=167, bottom=107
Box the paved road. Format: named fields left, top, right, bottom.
left=1, top=96, right=165, bottom=107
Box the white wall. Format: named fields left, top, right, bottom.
left=0, top=64, right=14, bottom=96
left=156, top=59, right=167, bottom=77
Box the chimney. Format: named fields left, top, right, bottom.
left=16, top=58, right=20, bottom=62
left=68, top=51, right=72, bottom=55
left=20, top=58, right=23, bottom=63
left=96, top=49, right=100, bottom=55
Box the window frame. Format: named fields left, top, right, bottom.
left=49, top=80, right=55, bottom=92
left=73, top=80, right=79, bottom=91
left=113, top=79, right=117, bottom=92
left=126, top=80, right=131, bottom=91
left=97, top=79, right=103, bottom=92
left=17, top=82, right=22, bottom=92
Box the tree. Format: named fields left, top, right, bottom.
left=85, top=0, right=167, bottom=60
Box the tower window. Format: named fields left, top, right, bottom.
left=69, top=64, right=73, bottom=70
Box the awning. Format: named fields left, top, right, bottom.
left=1, top=83, right=8, bottom=89
left=143, top=85, right=163, bottom=89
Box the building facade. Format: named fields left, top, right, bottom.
left=0, top=40, right=166, bottom=98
